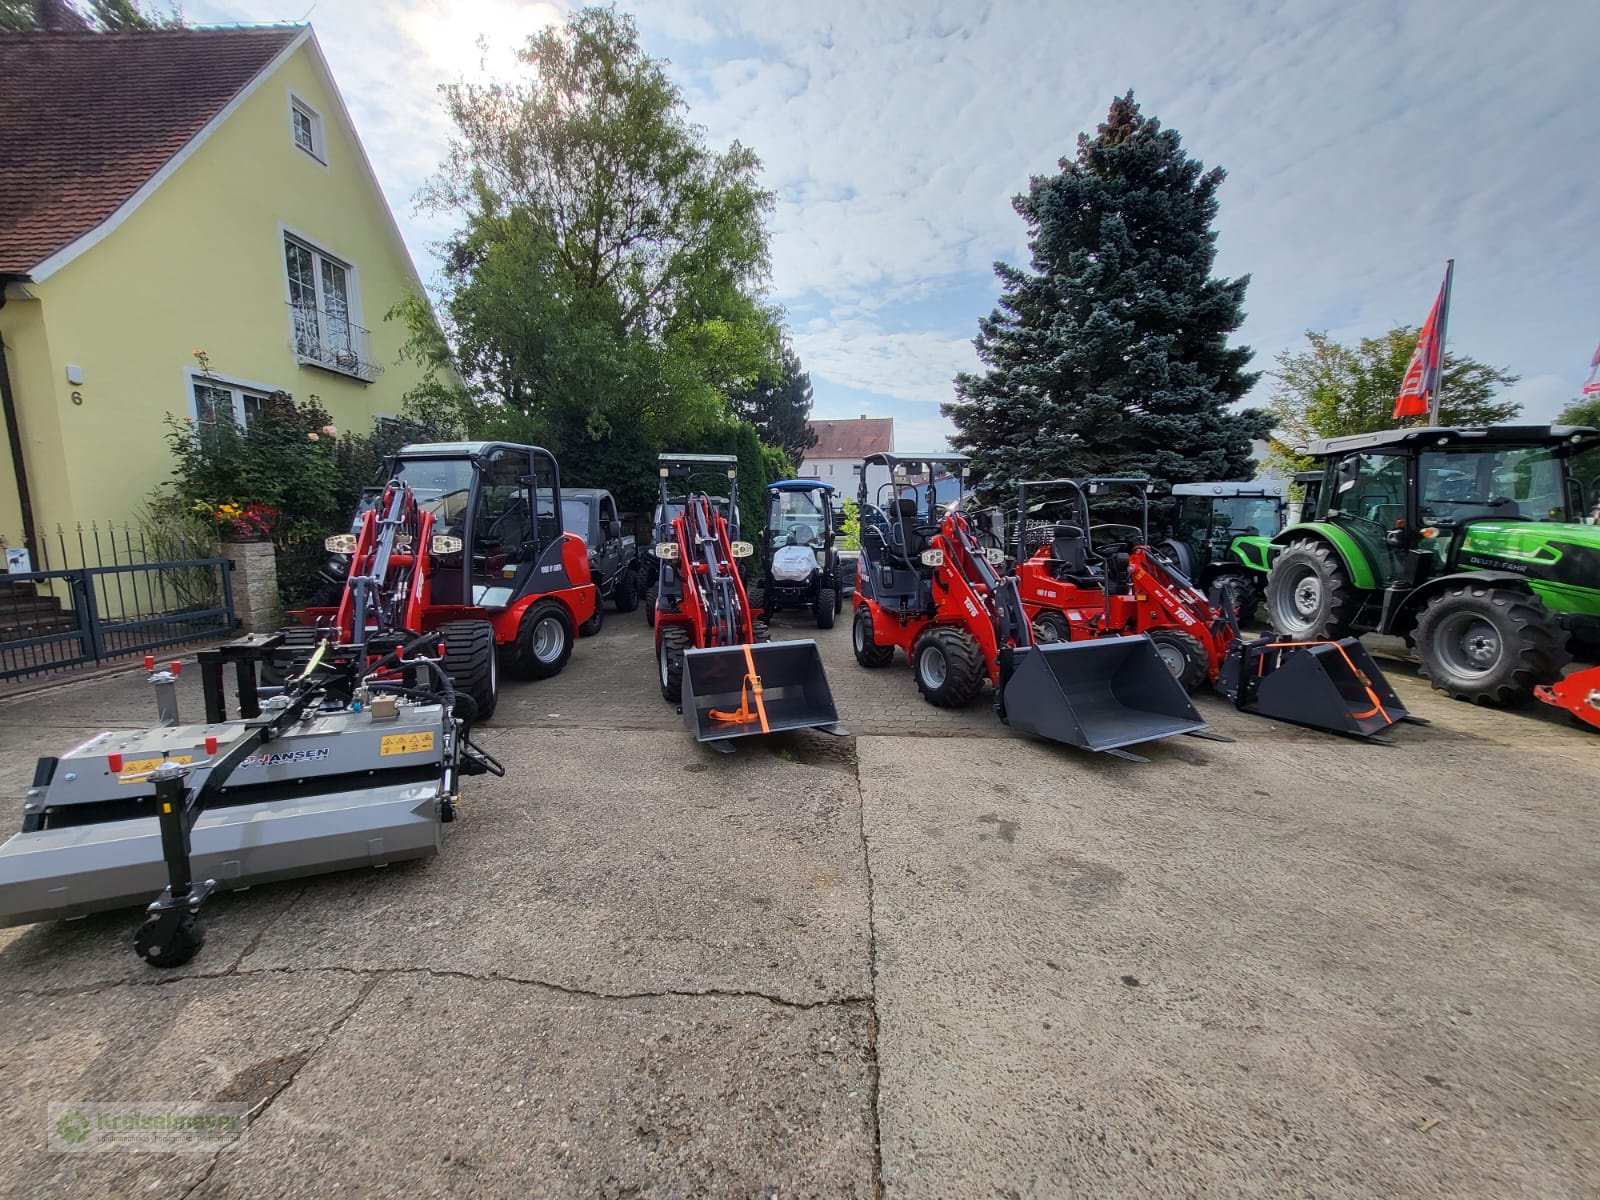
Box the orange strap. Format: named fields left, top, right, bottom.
left=1256, top=640, right=1389, bottom=723
left=708, top=643, right=770, bottom=732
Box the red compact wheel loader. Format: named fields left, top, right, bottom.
left=851, top=453, right=1210, bottom=759
left=281, top=441, right=598, bottom=716
left=652, top=454, right=843, bottom=750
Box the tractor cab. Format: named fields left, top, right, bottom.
left=855, top=451, right=972, bottom=615
left=1159, top=480, right=1286, bottom=614
left=757, top=479, right=843, bottom=628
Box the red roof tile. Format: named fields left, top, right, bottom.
left=807, top=417, right=894, bottom=459
left=0, top=26, right=302, bottom=275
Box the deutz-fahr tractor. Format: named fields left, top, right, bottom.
left=1265, top=424, right=1600, bottom=708
left=283, top=441, right=598, bottom=716
left=751, top=479, right=845, bottom=629
left=1157, top=481, right=1286, bottom=617
left=652, top=454, right=839, bottom=748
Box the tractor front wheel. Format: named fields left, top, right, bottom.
left=657, top=624, right=690, bottom=702
left=853, top=605, right=896, bottom=668
left=912, top=627, right=986, bottom=708
left=439, top=619, right=499, bottom=720
left=506, top=601, right=574, bottom=680
left=1148, top=628, right=1210, bottom=693
left=1267, top=539, right=1361, bottom=639
left=1415, top=584, right=1569, bottom=706
left=815, top=586, right=838, bottom=630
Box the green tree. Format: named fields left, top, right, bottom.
left=1557, top=394, right=1600, bottom=428
left=404, top=6, right=778, bottom=491
left=1266, top=328, right=1521, bottom=471
left=1, top=0, right=181, bottom=29
left=944, top=92, right=1268, bottom=507
left=730, top=343, right=816, bottom=466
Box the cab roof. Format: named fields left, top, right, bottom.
left=1171, top=481, right=1285, bottom=498
left=769, top=479, right=835, bottom=494
left=1303, top=425, right=1600, bottom=457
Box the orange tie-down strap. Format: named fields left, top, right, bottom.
left=1256, top=640, right=1391, bottom=725
left=708, top=642, right=771, bottom=732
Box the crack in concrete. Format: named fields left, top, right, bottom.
left=852, top=747, right=887, bottom=1199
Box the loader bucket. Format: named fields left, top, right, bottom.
left=681, top=639, right=840, bottom=744
left=1219, top=636, right=1409, bottom=738
left=1000, top=635, right=1207, bottom=753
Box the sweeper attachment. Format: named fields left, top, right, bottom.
left=0, top=635, right=503, bottom=967
left=1215, top=635, right=1417, bottom=740
left=852, top=453, right=1212, bottom=759
left=652, top=454, right=843, bottom=750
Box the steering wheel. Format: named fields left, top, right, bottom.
left=788, top=523, right=815, bottom=545
left=1089, top=522, right=1143, bottom=549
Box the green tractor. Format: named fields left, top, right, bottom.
left=1156, top=481, right=1286, bottom=615
left=1265, top=424, right=1600, bottom=706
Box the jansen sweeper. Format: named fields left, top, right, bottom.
left=652, top=453, right=844, bottom=750
left=0, top=474, right=508, bottom=967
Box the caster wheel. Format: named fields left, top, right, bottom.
left=135, top=912, right=205, bottom=968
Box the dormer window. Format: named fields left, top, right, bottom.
left=290, top=95, right=324, bottom=162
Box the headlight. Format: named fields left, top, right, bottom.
left=324, top=534, right=357, bottom=554
left=655, top=542, right=680, bottom=560
left=816, top=549, right=827, bottom=568
left=920, top=548, right=944, bottom=567
left=431, top=535, right=463, bottom=555
left=730, top=541, right=755, bottom=558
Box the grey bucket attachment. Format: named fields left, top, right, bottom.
left=1216, top=636, right=1411, bottom=739
left=681, top=640, right=843, bottom=745
left=999, top=634, right=1207, bottom=754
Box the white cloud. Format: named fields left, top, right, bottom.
left=791, top=323, right=975, bottom=407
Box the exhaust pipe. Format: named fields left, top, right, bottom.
left=999, top=634, right=1208, bottom=753
left=680, top=640, right=843, bottom=745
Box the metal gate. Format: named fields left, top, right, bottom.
left=0, top=524, right=236, bottom=682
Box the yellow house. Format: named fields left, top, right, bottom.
left=0, top=24, right=433, bottom=567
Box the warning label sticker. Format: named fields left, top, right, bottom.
left=117, top=754, right=192, bottom=783
left=380, top=732, right=436, bottom=757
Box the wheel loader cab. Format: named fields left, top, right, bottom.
left=854, top=452, right=973, bottom=614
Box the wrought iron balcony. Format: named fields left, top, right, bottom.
left=288, top=302, right=384, bottom=382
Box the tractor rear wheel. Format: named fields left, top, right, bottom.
left=815, top=586, right=837, bottom=630
left=613, top=567, right=641, bottom=613
left=578, top=594, right=604, bottom=637
left=439, top=620, right=499, bottom=720
left=853, top=605, right=896, bottom=668
left=1148, top=628, right=1210, bottom=693
left=1215, top=572, right=1263, bottom=625
left=657, top=624, right=690, bottom=702
left=506, top=601, right=574, bottom=680
left=912, top=627, right=985, bottom=708
left=1415, top=584, right=1569, bottom=706
left=1267, top=538, right=1361, bottom=639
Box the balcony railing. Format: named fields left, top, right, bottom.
left=288, top=301, right=384, bottom=382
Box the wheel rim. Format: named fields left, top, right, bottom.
left=1433, top=613, right=1503, bottom=678
left=533, top=616, right=565, bottom=663
left=1291, top=570, right=1322, bottom=618
left=1273, top=565, right=1321, bottom=632
left=487, top=642, right=498, bottom=693
left=854, top=611, right=870, bottom=653
left=658, top=638, right=670, bottom=687
left=919, top=644, right=947, bottom=688
left=1153, top=641, right=1187, bottom=678
left=1031, top=616, right=1063, bottom=644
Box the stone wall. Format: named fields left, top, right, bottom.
left=213, top=539, right=278, bottom=633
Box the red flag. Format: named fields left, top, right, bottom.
left=1394, top=275, right=1448, bottom=419
left=1583, top=339, right=1600, bottom=396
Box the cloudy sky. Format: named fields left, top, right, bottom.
left=191, top=0, right=1599, bottom=448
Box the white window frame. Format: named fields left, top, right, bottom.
left=288, top=92, right=326, bottom=165
left=281, top=225, right=365, bottom=375
left=183, top=368, right=277, bottom=431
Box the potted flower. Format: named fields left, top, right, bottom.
left=195, top=500, right=279, bottom=543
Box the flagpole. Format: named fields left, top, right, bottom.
left=1428, top=259, right=1454, bottom=426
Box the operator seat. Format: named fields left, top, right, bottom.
left=892, top=499, right=928, bottom=565
left=1048, top=525, right=1089, bottom=574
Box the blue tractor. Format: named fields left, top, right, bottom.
left=751, top=479, right=845, bottom=629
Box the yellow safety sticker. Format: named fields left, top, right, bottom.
left=380, top=732, right=436, bottom=756
left=118, top=754, right=192, bottom=783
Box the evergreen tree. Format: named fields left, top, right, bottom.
left=945, top=93, right=1268, bottom=505
left=729, top=343, right=816, bottom=467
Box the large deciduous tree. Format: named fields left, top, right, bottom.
left=403, top=6, right=779, bottom=506
left=729, top=343, right=816, bottom=467
left=945, top=93, right=1268, bottom=504
left=1266, top=328, right=1521, bottom=471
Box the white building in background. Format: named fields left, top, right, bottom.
left=799, top=417, right=894, bottom=489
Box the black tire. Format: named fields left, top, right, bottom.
left=912, top=626, right=986, bottom=708
left=746, top=586, right=766, bottom=618
left=853, top=605, right=895, bottom=668
left=613, top=567, right=641, bottom=613
left=578, top=594, right=604, bottom=637
left=260, top=625, right=320, bottom=688
left=135, top=913, right=204, bottom=968
left=1414, top=584, right=1570, bottom=706
left=1155, top=539, right=1193, bottom=578
left=505, top=600, right=574, bottom=680
left=438, top=619, right=499, bottom=720
left=815, top=586, right=837, bottom=630
left=657, top=623, right=690, bottom=702
left=1266, top=538, right=1362, bottom=639
left=643, top=584, right=658, bottom=628
left=1147, top=628, right=1210, bottom=693
left=1215, top=572, right=1264, bottom=625
left=752, top=618, right=770, bottom=644
left=1030, top=610, right=1069, bottom=644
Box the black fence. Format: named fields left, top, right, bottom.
left=0, top=523, right=236, bottom=683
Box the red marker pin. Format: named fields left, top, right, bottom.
left=107, top=753, right=123, bottom=773
left=170, top=661, right=182, bottom=676
left=437, top=643, right=446, bottom=658
left=144, top=655, right=155, bottom=671
left=205, top=735, right=218, bottom=756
